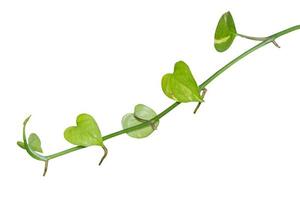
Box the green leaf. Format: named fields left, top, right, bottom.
left=134, top=104, right=157, bottom=121
left=64, top=113, right=103, bottom=147
left=17, top=133, right=43, bottom=153
left=161, top=61, right=202, bottom=103
left=214, top=11, right=237, bottom=52
left=17, top=141, right=25, bottom=149
left=122, top=104, right=159, bottom=138
left=28, top=133, right=43, bottom=153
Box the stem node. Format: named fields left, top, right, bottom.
left=272, top=40, right=281, bottom=48
left=194, top=88, right=208, bottom=114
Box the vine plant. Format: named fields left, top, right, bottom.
left=17, top=11, right=300, bottom=176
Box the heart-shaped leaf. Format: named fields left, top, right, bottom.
left=161, top=61, right=202, bottom=103
left=214, top=11, right=237, bottom=52
left=17, top=133, right=43, bottom=153
left=64, top=113, right=103, bottom=147
left=122, top=104, right=159, bottom=138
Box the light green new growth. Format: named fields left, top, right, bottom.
left=64, top=114, right=103, bottom=147
left=122, top=104, right=159, bottom=138
left=18, top=133, right=43, bottom=153
left=17, top=11, right=300, bottom=176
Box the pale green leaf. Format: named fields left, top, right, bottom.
left=134, top=104, right=157, bottom=120
left=64, top=113, right=103, bottom=147
left=17, top=133, right=43, bottom=153
left=122, top=104, right=159, bottom=138
left=28, top=133, right=43, bottom=153
left=161, top=61, right=202, bottom=102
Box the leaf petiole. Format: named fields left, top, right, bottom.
left=236, top=33, right=280, bottom=48
left=236, top=33, right=268, bottom=41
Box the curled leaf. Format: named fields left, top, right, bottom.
left=20, top=116, right=47, bottom=161
left=161, top=61, right=202, bottom=102
left=214, top=11, right=237, bottom=52
left=122, top=104, right=159, bottom=138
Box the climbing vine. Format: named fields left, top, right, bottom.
left=17, top=11, right=300, bottom=176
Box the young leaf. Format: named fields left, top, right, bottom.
left=64, top=113, right=103, bottom=147
left=17, top=141, right=25, bottom=149
left=17, top=133, right=43, bottom=153
left=122, top=104, right=159, bottom=138
left=28, top=133, right=43, bottom=153
left=161, top=61, right=202, bottom=103
left=214, top=11, right=237, bottom=52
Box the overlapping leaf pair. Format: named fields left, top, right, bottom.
left=17, top=104, right=160, bottom=175
left=17, top=58, right=205, bottom=177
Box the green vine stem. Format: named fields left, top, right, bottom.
left=23, top=25, right=300, bottom=166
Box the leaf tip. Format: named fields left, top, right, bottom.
left=17, top=141, right=25, bottom=149
left=23, top=115, right=32, bottom=126
left=175, top=60, right=186, bottom=66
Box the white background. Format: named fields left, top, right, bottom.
left=1, top=0, right=300, bottom=199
